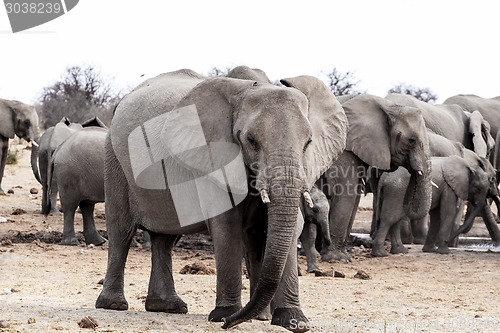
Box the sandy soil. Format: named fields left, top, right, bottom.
left=1, top=143, right=500, bottom=333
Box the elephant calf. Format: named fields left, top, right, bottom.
left=48, top=127, right=108, bottom=246
left=373, top=154, right=495, bottom=256
left=299, top=185, right=331, bottom=273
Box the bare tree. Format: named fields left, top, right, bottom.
left=206, top=66, right=231, bottom=77
left=388, top=83, right=438, bottom=104
left=322, top=68, right=365, bottom=96
left=38, top=65, right=121, bottom=129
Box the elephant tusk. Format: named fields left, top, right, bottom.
left=417, top=170, right=423, bottom=176
left=303, top=191, right=314, bottom=208
left=260, top=189, right=270, bottom=204
left=32, top=141, right=39, bottom=148
left=431, top=180, right=439, bottom=189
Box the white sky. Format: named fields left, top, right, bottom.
left=1, top=0, right=499, bottom=104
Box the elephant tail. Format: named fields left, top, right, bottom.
left=46, top=154, right=56, bottom=216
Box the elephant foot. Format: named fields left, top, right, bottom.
left=321, top=249, right=351, bottom=263
left=256, top=306, right=272, bottom=321
left=306, top=261, right=321, bottom=273
left=60, top=236, right=80, bottom=246
left=48, top=209, right=61, bottom=216
left=413, top=237, right=426, bottom=245
left=271, top=307, right=309, bottom=333
left=370, top=247, right=388, bottom=257
left=84, top=232, right=107, bottom=246
left=422, top=245, right=437, bottom=253
left=436, top=246, right=450, bottom=254
left=390, top=245, right=408, bottom=255
left=208, top=305, right=242, bottom=322
left=145, top=295, right=187, bottom=313
left=95, top=292, right=128, bottom=310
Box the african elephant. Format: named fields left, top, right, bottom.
left=372, top=153, right=497, bottom=256
left=318, top=94, right=432, bottom=262
left=0, top=98, right=41, bottom=192
left=299, top=185, right=331, bottom=273
left=386, top=93, right=495, bottom=159
left=95, top=66, right=348, bottom=331
left=48, top=127, right=108, bottom=246
left=38, top=116, right=106, bottom=215
left=443, top=95, right=500, bottom=218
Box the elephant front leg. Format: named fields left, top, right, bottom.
left=208, top=209, right=243, bottom=322
left=145, top=232, right=187, bottom=313
left=0, top=136, right=8, bottom=193
left=423, top=209, right=440, bottom=252
left=80, top=202, right=106, bottom=246
left=322, top=193, right=359, bottom=263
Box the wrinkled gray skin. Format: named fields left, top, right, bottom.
left=299, top=185, right=331, bottom=273
left=38, top=117, right=106, bottom=215
left=373, top=152, right=497, bottom=257
left=48, top=127, right=108, bottom=246
left=95, top=66, right=347, bottom=332
left=443, top=94, right=500, bottom=166
left=386, top=93, right=495, bottom=159
left=443, top=94, right=500, bottom=222
left=0, top=99, right=41, bottom=192
left=318, top=94, right=432, bottom=262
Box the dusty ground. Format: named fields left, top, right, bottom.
left=1, top=143, right=500, bottom=333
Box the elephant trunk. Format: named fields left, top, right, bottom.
left=448, top=202, right=484, bottom=242
left=31, top=137, right=41, bottom=184
left=318, top=217, right=331, bottom=246
left=481, top=203, right=500, bottom=244
left=222, top=165, right=301, bottom=329
left=403, top=171, right=432, bottom=220
left=403, top=144, right=432, bottom=220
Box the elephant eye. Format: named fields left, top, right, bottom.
left=408, top=138, right=417, bottom=147
left=247, top=134, right=259, bottom=150
left=304, top=138, right=312, bottom=152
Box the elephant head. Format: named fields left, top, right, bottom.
left=301, top=185, right=331, bottom=246
left=467, top=110, right=495, bottom=159
left=0, top=98, right=41, bottom=183
left=447, top=153, right=499, bottom=241
left=165, top=69, right=347, bottom=328
left=341, top=94, right=432, bottom=220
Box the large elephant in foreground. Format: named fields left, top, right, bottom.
left=38, top=116, right=106, bottom=215
left=318, top=94, right=432, bottom=262
left=95, top=66, right=348, bottom=331
left=0, top=98, right=41, bottom=192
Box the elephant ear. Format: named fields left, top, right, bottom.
left=59, top=116, right=71, bottom=126
left=81, top=116, right=107, bottom=128
left=468, top=110, right=494, bottom=158
left=280, top=75, right=348, bottom=189
left=0, top=99, right=16, bottom=139
left=341, top=94, right=392, bottom=170
left=442, top=155, right=470, bottom=200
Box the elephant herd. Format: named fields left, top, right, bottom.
left=2, top=66, right=500, bottom=332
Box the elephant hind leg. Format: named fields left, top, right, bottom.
left=80, top=201, right=106, bottom=246
left=96, top=136, right=136, bottom=311
left=60, top=199, right=79, bottom=246
left=145, top=232, right=187, bottom=314
left=389, top=220, right=408, bottom=254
